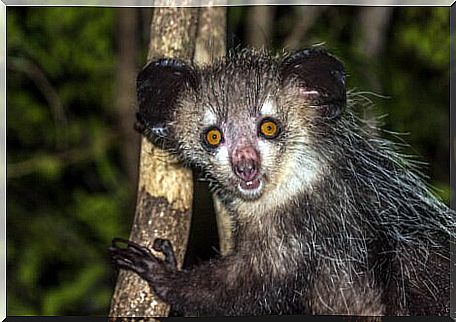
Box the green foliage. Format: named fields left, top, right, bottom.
left=7, top=6, right=451, bottom=316
left=380, top=8, right=450, bottom=192
left=7, top=7, right=132, bottom=315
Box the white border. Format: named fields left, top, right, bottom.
left=1, top=1, right=5, bottom=320
left=1, top=2, right=454, bottom=321
left=2, top=0, right=456, bottom=6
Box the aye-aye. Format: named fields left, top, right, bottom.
left=110, top=48, right=455, bottom=316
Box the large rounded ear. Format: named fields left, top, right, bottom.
left=280, top=48, right=346, bottom=119
left=135, top=58, right=199, bottom=146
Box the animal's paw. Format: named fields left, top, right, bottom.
left=152, top=238, right=177, bottom=269
left=109, top=237, right=177, bottom=288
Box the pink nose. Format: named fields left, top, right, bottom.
left=231, top=145, right=260, bottom=182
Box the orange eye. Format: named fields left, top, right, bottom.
left=205, top=127, right=223, bottom=147
left=259, top=119, right=280, bottom=139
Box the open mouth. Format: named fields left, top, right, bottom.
left=239, top=177, right=261, bottom=190
left=230, top=144, right=263, bottom=199
left=237, top=176, right=264, bottom=199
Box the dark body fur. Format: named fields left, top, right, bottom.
left=111, top=49, right=454, bottom=316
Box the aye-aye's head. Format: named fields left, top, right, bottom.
left=135, top=49, right=346, bottom=205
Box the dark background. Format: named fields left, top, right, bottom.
left=6, top=6, right=451, bottom=315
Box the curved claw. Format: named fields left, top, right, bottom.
left=112, top=237, right=130, bottom=247
left=110, top=247, right=139, bottom=272
left=111, top=237, right=153, bottom=257
left=111, top=252, right=136, bottom=271
left=109, top=237, right=175, bottom=300
left=109, top=238, right=162, bottom=276
left=153, top=238, right=177, bottom=269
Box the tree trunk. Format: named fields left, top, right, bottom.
left=284, top=6, right=326, bottom=49
left=109, top=7, right=199, bottom=318
left=357, top=7, right=393, bottom=91
left=193, top=7, right=232, bottom=255
left=245, top=6, right=275, bottom=49
left=356, top=7, right=393, bottom=128
left=357, top=7, right=393, bottom=61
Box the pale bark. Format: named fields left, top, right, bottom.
left=357, top=7, right=393, bottom=91
left=358, top=7, right=393, bottom=60
left=284, top=6, right=326, bottom=50
left=245, top=6, right=275, bottom=49
left=356, top=7, right=393, bottom=126
left=193, top=7, right=232, bottom=255
left=109, top=7, right=199, bottom=318
left=194, top=7, right=226, bottom=64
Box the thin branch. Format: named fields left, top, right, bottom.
left=7, top=134, right=117, bottom=179
left=8, top=56, right=69, bottom=149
